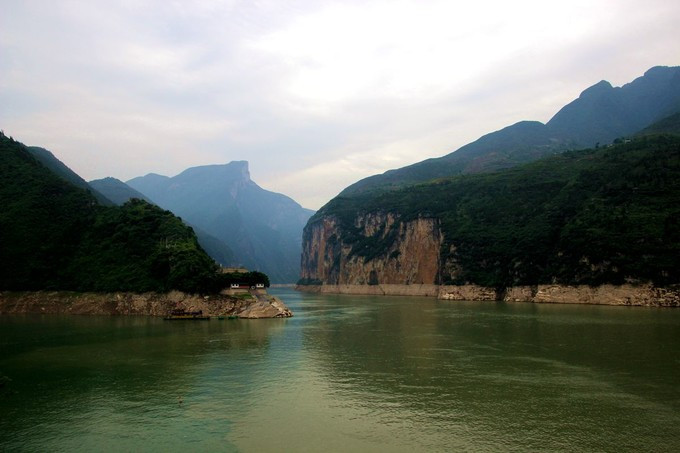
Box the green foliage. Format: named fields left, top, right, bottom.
left=0, top=133, right=97, bottom=290
left=215, top=271, right=270, bottom=288
left=312, top=135, right=680, bottom=288
left=67, top=199, right=220, bottom=293
left=0, top=132, right=270, bottom=293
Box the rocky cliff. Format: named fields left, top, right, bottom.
left=301, top=135, right=680, bottom=296
left=300, top=212, right=442, bottom=285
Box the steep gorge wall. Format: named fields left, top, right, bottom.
left=300, top=213, right=442, bottom=285
left=299, top=211, right=680, bottom=307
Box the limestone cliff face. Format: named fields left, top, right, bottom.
left=300, top=212, right=442, bottom=285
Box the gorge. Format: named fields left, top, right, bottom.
left=299, top=67, right=680, bottom=306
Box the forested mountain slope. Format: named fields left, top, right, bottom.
left=301, top=135, right=680, bottom=288
left=0, top=132, right=220, bottom=293
left=27, top=146, right=113, bottom=205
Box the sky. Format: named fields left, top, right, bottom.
left=1, top=1, right=679, bottom=210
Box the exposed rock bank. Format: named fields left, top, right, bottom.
left=0, top=291, right=293, bottom=318
left=296, top=283, right=680, bottom=307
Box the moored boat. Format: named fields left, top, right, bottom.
left=163, top=309, right=210, bottom=320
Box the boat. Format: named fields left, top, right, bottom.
left=163, top=309, right=210, bottom=320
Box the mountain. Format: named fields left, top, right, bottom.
left=637, top=111, right=680, bottom=136
left=341, top=66, right=680, bottom=196
left=0, top=132, right=221, bottom=293
left=302, top=66, right=680, bottom=290
left=89, top=177, right=152, bottom=205
left=301, top=134, right=680, bottom=288
left=27, top=146, right=113, bottom=205
left=547, top=66, right=680, bottom=144
left=127, top=161, right=314, bottom=283
left=91, top=176, right=237, bottom=267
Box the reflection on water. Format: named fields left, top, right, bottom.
left=1, top=290, right=680, bottom=452
left=301, top=295, right=680, bottom=451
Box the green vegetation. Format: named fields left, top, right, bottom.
left=216, top=271, right=270, bottom=288
left=27, top=146, right=113, bottom=205
left=312, top=135, right=680, bottom=288
left=0, top=132, right=268, bottom=294
left=67, top=199, right=220, bottom=293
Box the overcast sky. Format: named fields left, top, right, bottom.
left=1, top=0, right=679, bottom=209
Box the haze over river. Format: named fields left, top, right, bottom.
left=1, top=289, right=679, bottom=452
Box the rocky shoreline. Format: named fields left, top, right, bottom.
left=296, top=283, right=680, bottom=307
left=0, top=290, right=293, bottom=318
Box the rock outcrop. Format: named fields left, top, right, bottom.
left=300, top=213, right=442, bottom=285
left=237, top=294, right=293, bottom=318
left=501, top=283, right=680, bottom=307
left=0, top=291, right=293, bottom=318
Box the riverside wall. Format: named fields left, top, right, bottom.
left=297, top=284, right=441, bottom=297
left=296, top=283, right=680, bottom=307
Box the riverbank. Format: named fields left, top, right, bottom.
left=296, top=283, right=680, bottom=307
left=0, top=290, right=293, bottom=318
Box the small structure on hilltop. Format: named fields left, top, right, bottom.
left=228, top=282, right=266, bottom=293
left=219, top=269, right=270, bottom=295
left=230, top=283, right=251, bottom=290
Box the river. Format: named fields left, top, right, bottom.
left=1, top=288, right=679, bottom=452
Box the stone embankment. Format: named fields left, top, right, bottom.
left=297, top=283, right=680, bottom=307
left=299, top=284, right=440, bottom=297
left=0, top=290, right=293, bottom=318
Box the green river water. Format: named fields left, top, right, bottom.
left=1, top=288, right=679, bottom=452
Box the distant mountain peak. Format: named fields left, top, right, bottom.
left=139, top=172, right=170, bottom=181
left=578, top=80, right=613, bottom=98
left=644, top=65, right=676, bottom=78
left=127, top=159, right=313, bottom=283
left=231, top=160, right=250, bottom=181
left=174, top=160, right=251, bottom=183
left=89, top=176, right=152, bottom=205
left=338, top=65, right=680, bottom=197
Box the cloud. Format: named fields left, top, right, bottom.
left=1, top=0, right=679, bottom=209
